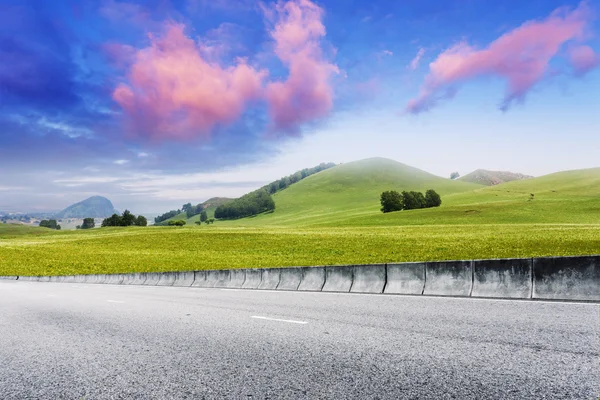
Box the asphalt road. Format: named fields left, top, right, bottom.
left=0, top=281, right=598, bottom=399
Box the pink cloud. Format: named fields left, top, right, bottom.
left=406, top=2, right=595, bottom=114
left=569, top=45, right=600, bottom=75
left=112, top=23, right=266, bottom=140
left=264, top=0, right=339, bottom=132
left=408, top=48, right=425, bottom=70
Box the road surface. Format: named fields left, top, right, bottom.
left=0, top=281, right=598, bottom=399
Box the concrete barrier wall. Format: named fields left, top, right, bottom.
left=258, top=268, right=281, bottom=290
left=229, top=270, right=246, bottom=288
left=297, top=267, right=325, bottom=291
left=5, top=256, right=598, bottom=301
left=278, top=268, right=302, bottom=290
left=384, top=262, right=426, bottom=294
left=533, top=256, right=600, bottom=301
left=192, top=270, right=207, bottom=287
left=210, top=270, right=230, bottom=288
left=0, top=276, right=18, bottom=280
left=242, top=269, right=262, bottom=289
left=322, top=266, right=353, bottom=292
left=157, top=272, right=177, bottom=286
left=472, top=258, right=532, bottom=299
left=173, top=271, right=195, bottom=287
left=351, top=264, right=386, bottom=293
left=423, top=261, right=473, bottom=297
left=142, top=273, right=161, bottom=286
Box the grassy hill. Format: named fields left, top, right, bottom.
left=158, top=197, right=232, bottom=225
left=226, top=157, right=480, bottom=226
left=224, top=160, right=600, bottom=227
left=458, top=169, right=533, bottom=186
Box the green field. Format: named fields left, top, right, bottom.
left=2, top=158, right=600, bottom=276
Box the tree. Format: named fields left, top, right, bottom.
left=380, top=191, right=404, bottom=213
left=450, top=172, right=460, bottom=180
left=101, top=214, right=122, bottom=227
left=81, top=217, right=95, bottom=229
left=412, top=191, right=427, bottom=209
left=135, top=215, right=148, bottom=226
left=120, top=210, right=136, bottom=226
left=39, top=219, right=60, bottom=230
left=401, top=191, right=418, bottom=210
left=208, top=218, right=215, bottom=224
left=425, top=189, right=442, bottom=208
left=168, top=220, right=186, bottom=226
left=200, top=210, right=208, bottom=222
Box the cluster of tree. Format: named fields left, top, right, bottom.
left=380, top=189, right=442, bottom=213
left=76, top=218, right=96, bottom=230
left=182, top=203, right=206, bottom=219
left=154, top=209, right=181, bottom=224
left=168, top=220, right=186, bottom=226
left=450, top=172, right=460, bottom=180
left=195, top=218, right=215, bottom=225
left=214, top=189, right=275, bottom=220
left=101, top=210, right=148, bottom=227
left=39, top=219, right=61, bottom=230
left=262, top=162, right=336, bottom=195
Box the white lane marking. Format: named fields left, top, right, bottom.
left=251, top=316, right=308, bottom=324
left=107, top=300, right=125, bottom=303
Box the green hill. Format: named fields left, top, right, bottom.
left=55, top=196, right=117, bottom=219
left=158, top=197, right=232, bottom=225
left=458, top=169, right=532, bottom=186
left=229, top=157, right=480, bottom=226
left=223, top=159, right=600, bottom=227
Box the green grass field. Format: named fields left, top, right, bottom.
left=2, top=158, right=599, bottom=276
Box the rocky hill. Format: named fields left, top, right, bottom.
left=54, top=196, right=118, bottom=219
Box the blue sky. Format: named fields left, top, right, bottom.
left=1, top=0, right=599, bottom=213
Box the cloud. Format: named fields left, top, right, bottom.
left=263, top=0, right=339, bottom=132
left=112, top=23, right=267, bottom=141
left=408, top=48, right=425, bottom=70
left=569, top=45, right=600, bottom=75
left=406, top=2, right=596, bottom=114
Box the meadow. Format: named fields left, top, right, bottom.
left=2, top=158, right=599, bottom=276
left=2, top=223, right=600, bottom=276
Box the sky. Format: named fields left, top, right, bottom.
left=1, top=0, right=599, bottom=213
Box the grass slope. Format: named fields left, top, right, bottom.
left=458, top=169, right=532, bottom=186
left=230, top=158, right=480, bottom=226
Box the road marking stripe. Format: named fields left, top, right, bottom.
left=251, top=316, right=308, bottom=324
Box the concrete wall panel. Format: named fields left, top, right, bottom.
left=533, top=256, right=600, bottom=301
left=472, top=258, right=532, bottom=299
left=424, top=261, right=472, bottom=297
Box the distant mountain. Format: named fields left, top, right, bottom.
left=54, top=196, right=118, bottom=219
left=458, top=169, right=533, bottom=186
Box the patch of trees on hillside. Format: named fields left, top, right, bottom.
left=101, top=210, right=148, bottom=227
left=39, top=219, right=61, bottom=230
left=263, top=162, right=336, bottom=195
left=214, top=189, right=275, bottom=220
left=380, top=189, right=442, bottom=213
left=155, top=209, right=181, bottom=224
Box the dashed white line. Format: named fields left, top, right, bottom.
left=251, top=316, right=308, bottom=324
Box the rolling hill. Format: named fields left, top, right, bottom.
left=458, top=169, right=532, bottom=186
left=226, top=157, right=480, bottom=226
left=222, top=158, right=600, bottom=227
left=157, top=197, right=233, bottom=225
left=54, top=196, right=117, bottom=219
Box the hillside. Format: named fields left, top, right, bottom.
left=158, top=197, right=233, bottom=225
left=227, top=157, right=480, bottom=226
left=219, top=159, right=600, bottom=227
left=54, top=196, right=117, bottom=219
left=458, top=169, right=532, bottom=186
